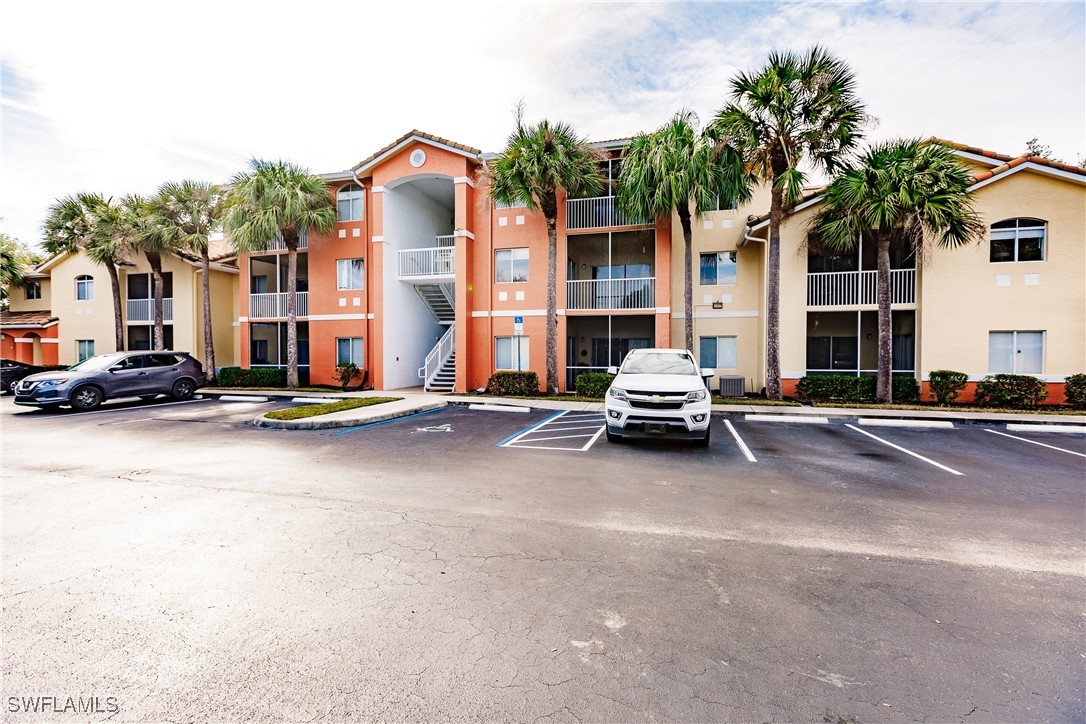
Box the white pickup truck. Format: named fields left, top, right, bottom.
left=604, top=348, right=714, bottom=446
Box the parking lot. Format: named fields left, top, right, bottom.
left=2, top=395, right=1084, bottom=721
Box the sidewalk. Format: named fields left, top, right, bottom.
left=199, top=387, right=1086, bottom=430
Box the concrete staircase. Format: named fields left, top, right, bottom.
left=415, top=284, right=454, bottom=323
left=426, top=349, right=456, bottom=392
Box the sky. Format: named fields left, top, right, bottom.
left=2, top=0, right=1084, bottom=249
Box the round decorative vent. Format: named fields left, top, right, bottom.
left=409, top=149, right=426, bottom=168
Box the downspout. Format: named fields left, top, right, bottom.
left=353, top=168, right=373, bottom=390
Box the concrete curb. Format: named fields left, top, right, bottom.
left=254, top=402, right=446, bottom=430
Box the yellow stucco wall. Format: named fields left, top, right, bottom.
left=48, top=254, right=120, bottom=364
left=919, top=170, right=1086, bottom=381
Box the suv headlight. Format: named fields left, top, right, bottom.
left=608, top=387, right=627, bottom=401
left=685, top=388, right=707, bottom=402
left=38, top=379, right=68, bottom=388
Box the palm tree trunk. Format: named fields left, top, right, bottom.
left=105, top=260, right=124, bottom=351
left=678, top=204, right=694, bottom=353
left=286, top=242, right=299, bottom=388
left=765, top=187, right=783, bottom=400
left=545, top=216, right=558, bottom=394
left=201, top=249, right=216, bottom=383
left=875, top=236, right=893, bottom=404
left=148, top=252, right=165, bottom=350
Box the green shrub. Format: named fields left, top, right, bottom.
left=216, top=366, right=287, bottom=387
left=928, top=369, right=968, bottom=405
left=485, top=371, right=540, bottom=397
left=973, top=374, right=1048, bottom=409
left=1064, top=374, right=1086, bottom=408
left=574, top=372, right=615, bottom=398
left=335, top=363, right=360, bottom=390
left=893, top=376, right=921, bottom=403
left=797, top=374, right=920, bottom=403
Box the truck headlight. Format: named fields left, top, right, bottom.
left=608, top=387, right=627, bottom=401
left=685, top=389, right=707, bottom=402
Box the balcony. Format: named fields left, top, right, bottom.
left=566, top=196, right=646, bottom=231
left=249, top=292, right=309, bottom=319
left=399, top=245, right=455, bottom=280
left=264, top=231, right=309, bottom=251
left=567, top=278, right=655, bottom=311
left=807, top=269, right=916, bottom=307
left=127, top=298, right=173, bottom=323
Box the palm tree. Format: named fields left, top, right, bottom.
left=489, top=104, right=604, bottom=393
left=617, top=109, right=749, bottom=353
left=151, top=181, right=223, bottom=381
left=811, top=139, right=983, bottom=403
left=110, top=195, right=173, bottom=350
left=1, top=233, right=43, bottom=310
left=224, top=159, right=336, bottom=387
left=711, top=47, right=867, bottom=399
left=42, top=193, right=127, bottom=351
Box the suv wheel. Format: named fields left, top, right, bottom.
left=171, top=378, right=196, bottom=400
left=70, top=385, right=103, bottom=411
left=6, top=379, right=16, bottom=394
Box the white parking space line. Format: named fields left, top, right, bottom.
left=31, top=398, right=212, bottom=417
left=101, top=402, right=270, bottom=425
left=500, top=410, right=606, bottom=451
left=859, top=418, right=955, bottom=429
left=723, top=420, right=757, bottom=463
left=845, top=424, right=964, bottom=476
left=746, top=414, right=829, bottom=424
left=1006, top=424, right=1086, bottom=434
left=985, top=429, right=1086, bottom=458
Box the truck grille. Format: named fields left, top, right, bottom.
left=628, top=399, right=684, bottom=410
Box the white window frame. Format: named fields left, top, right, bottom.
left=75, top=275, right=94, bottom=301
left=495, top=198, right=527, bottom=209
left=337, top=184, right=364, bottom=222
left=700, top=251, right=737, bottom=286
left=336, top=258, right=365, bottom=290
left=25, top=281, right=41, bottom=300
left=495, top=336, right=530, bottom=371
left=495, top=248, right=529, bottom=283
left=76, top=340, right=94, bottom=362
left=990, top=218, right=1046, bottom=263
left=336, top=337, right=364, bottom=367
left=988, top=331, right=1044, bottom=374
left=708, top=194, right=737, bottom=212
left=699, top=336, right=738, bottom=370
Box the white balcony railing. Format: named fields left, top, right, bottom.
left=248, top=291, right=309, bottom=319
left=126, top=298, right=174, bottom=322
left=399, top=246, right=455, bottom=279
left=567, top=277, right=655, bottom=310
left=807, top=269, right=916, bottom=307
left=264, top=230, right=309, bottom=251
left=566, top=196, right=646, bottom=230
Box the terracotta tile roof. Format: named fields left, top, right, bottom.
left=933, top=138, right=1086, bottom=181
left=352, top=130, right=482, bottom=173
left=1, top=310, right=58, bottom=327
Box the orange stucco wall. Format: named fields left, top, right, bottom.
left=2, top=327, right=59, bottom=366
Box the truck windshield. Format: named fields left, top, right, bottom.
left=622, top=352, right=697, bottom=375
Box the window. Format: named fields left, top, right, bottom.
left=337, top=184, right=364, bottom=222
left=24, top=281, right=41, bottom=300
left=495, top=198, right=527, bottom=209
left=709, top=195, right=737, bottom=211
left=990, top=218, right=1045, bottom=262
left=76, top=340, right=94, bottom=362
left=806, top=336, right=859, bottom=372
left=495, top=336, right=530, bottom=370
left=76, top=275, right=94, bottom=301
left=989, top=331, right=1043, bottom=374
left=700, top=252, right=737, bottom=285
left=336, top=259, right=364, bottom=290
left=336, top=338, right=364, bottom=367
left=699, top=336, right=737, bottom=369
left=495, top=248, right=529, bottom=283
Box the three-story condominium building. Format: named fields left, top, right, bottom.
left=234, top=131, right=1083, bottom=402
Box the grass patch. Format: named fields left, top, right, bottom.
left=264, top=397, right=401, bottom=421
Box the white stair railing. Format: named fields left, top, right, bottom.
left=418, top=324, right=455, bottom=389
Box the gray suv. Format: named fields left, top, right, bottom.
left=14, top=351, right=204, bottom=411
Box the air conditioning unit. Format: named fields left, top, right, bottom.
left=719, top=375, right=745, bottom=398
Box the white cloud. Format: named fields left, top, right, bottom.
left=1, top=1, right=1082, bottom=248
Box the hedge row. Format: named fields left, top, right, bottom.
left=1065, top=374, right=1086, bottom=408
left=485, top=371, right=540, bottom=396
left=795, top=375, right=920, bottom=403
left=574, top=372, right=615, bottom=398
left=973, top=374, right=1048, bottom=409
left=216, top=366, right=287, bottom=387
